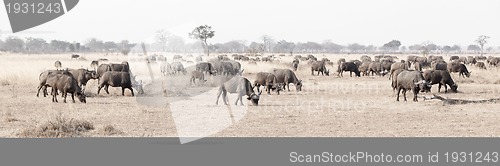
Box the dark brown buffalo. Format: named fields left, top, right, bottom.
left=311, top=61, right=329, bottom=76
left=273, top=68, right=302, bottom=91
left=254, top=72, right=283, bottom=95
left=45, top=73, right=86, bottom=103
left=423, top=70, right=458, bottom=93
left=447, top=62, right=471, bottom=78
left=97, top=71, right=134, bottom=96
left=37, top=69, right=73, bottom=97
left=68, top=69, right=97, bottom=94
left=476, top=62, right=486, bottom=70
left=196, top=62, right=216, bottom=75
left=338, top=62, right=361, bottom=77
left=395, top=70, right=432, bottom=102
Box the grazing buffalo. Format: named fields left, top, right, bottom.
left=97, top=71, right=134, bottom=96
left=423, top=70, right=458, bottom=93
left=358, top=62, right=371, bottom=76
left=476, top=62, right=486, bottom=70
left=395, top=70, right=432, bottom=102
left=227, top=60, right=242, bottom=74
left=273, top=69, right=302, bottom=91
left=447, top=62, right=471, bottom=78
left=37, top=70, right=72, bottom=97
left=254, top=72, right=282, bottom=95
left=45, top=73, right=86, bottom=103
left=160, top=62, right=174, bottom=76
left=68, top=69, right=97, bottom=94
left=221, top=61, right=235, bottom=75
left=216, top=76, right=262, bottom=106
left=54, top=60, right=62, bottom=70
left=190, top=71, right=206, bottom=85
left=449, top=56, right=459, bottom=61
left=311, top=61, right=329, bottom=76
left=170, top=62, right=187, bottom=75
left=338, top=62, right=361, bottom=77
left=71, top=54, right=80, bottom=59
left=196, top=62, right=215, bottom=75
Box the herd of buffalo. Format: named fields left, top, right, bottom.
left=37, top=53, right=499, bottom=105
left=36, top=60, right=142, bottom=103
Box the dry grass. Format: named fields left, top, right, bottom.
left=18, top=116, right=94, bottom=138
left=1, top=53, right=500, bottom=137
left=98, top=125, right=124, bottom=136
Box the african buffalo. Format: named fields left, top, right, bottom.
left=311, top=61, right=329, bottom=76
left=395, top=70, right=432, bottom=102
left=97, top=71, right=134, bottom=96
left=254, top=72, right=283, bottom=95
left=423, top=70, right=458, bottom=93
left=338, top=62, right=361, bottom=77
left=273, top=68, right=302, bottom=91
left=447, top=62, right=471, bottom=78
left=45, top=73, right=86, bottom=103
left=216, top=76, right=261, bottom=106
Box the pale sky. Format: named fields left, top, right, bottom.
left=1, top=0, right=499, bottom=47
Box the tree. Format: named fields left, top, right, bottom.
left=248, top=42, right=265, bottom=55
left=68, top=44, right=75, bottom=52
left=274, top=40, right=295, bottom=54
left=467, top=44, right=481, bottom=53
left=476, top=35, right=490, bottom=55
left=1, top=36, right=25, bottom=53
left=441, top=45, right=452, bottom=55
left=451, top=45, right=462, bottom=53
left=49, top=40, right=70, bottom=53
left=85, top=38, right=104, bottom=52
left=155, top=29, right=170, bottom=52
left=261, top=35, right=275, bottom=53
left=24, top=37, right=48, bottom=53
left=382, top=40, right=402, bottom=52
left=119, top=40, right=135, bottom=55
left=348, top=43, right=366, bottom=53
left=321, top=40, right=344, bottom=53
left=103, top=41, right=118, bottom=52
left=189, top=25, right=215, bottom=56
left=166, top=35, right=185, bottom=52
left=75, top=43, right=81, bottom=52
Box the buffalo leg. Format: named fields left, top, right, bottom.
left=403, top=89, right=407, bottom=102
left=97, top=86, right=102, bottom=94
left=105, top=85, right=110, bottom=94
left=396, top=87, right=401, bottom=101
left=71, top=93, right=76, bottom=103
left=63, top=91, right=67, bottom=103
left=128, top=87, right=134, bottom=96
left=215, top=89, right=222, bottom=105
left=122, top=87, right=125, bottom=96
left=438, top=84, right=442, bottom=93
left=52, top=88, right=58, bottom=102
left=413, top=91, right=418, bottom=102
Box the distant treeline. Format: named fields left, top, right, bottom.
left=0, top=36, right=496, bottom=55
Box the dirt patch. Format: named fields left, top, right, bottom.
left=98, top=125, right=124, bottom=136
